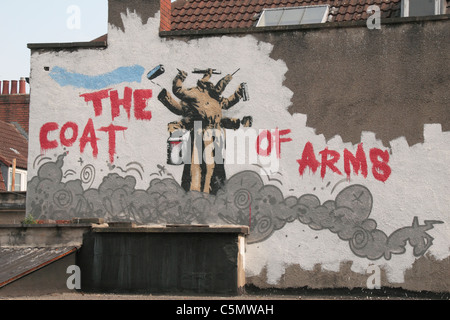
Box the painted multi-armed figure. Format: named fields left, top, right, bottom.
left=158, top=68, right=252, bottom=195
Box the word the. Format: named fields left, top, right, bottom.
left=297, top=142, right=391, bottom=182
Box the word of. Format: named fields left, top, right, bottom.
left=169, top=125, right=292, bottom=174
left=297, top=142, right=391, bottom=182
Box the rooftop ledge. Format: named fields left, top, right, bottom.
left=25, top=14, right=449, bottom=50
left=92, top=223, right=250, bottom=234
left=27, top=40, right=107, bottom=50
left=0, top=222, right=249, bottom=234
left=160, top=14, right=450, bottom=37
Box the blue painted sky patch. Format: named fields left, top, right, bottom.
left=49, top=65, right=145, bottom=89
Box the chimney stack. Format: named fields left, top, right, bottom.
left=2, top=81, right=10, bottom=95
left=160, top=0, right=171, bottom=31
left=19, top=77, right=26, bottom=94
left=10, top=80, right=18, bottom=94
left=0, top=78, right=28, bottom=94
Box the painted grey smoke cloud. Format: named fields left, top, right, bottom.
left=27, top=154, right=443, bottom=260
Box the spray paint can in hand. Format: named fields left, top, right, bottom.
left=147, top=64, right=165, bottom=80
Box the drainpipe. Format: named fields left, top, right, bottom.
left=11, top=159, right=16, bottom=192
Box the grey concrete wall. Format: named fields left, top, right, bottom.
left=161, top=16, right=450, bottom=292
left=251, top=17, right=450, bottom=146
left=0, top=224, right=92, bottom=248
left=0, top=192, right=26, bottom=224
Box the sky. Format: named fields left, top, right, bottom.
left=0, top=0, right=109, bottom=91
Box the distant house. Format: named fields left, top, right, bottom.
left=0, top=120, right=28, bottom=192
left=169, top=0, right=448, bottom=31
left=0, top=79, right=29, bottom=192
left=0, top=118, right=28, bottom=223
left=0, top=78, right=29, bottom=135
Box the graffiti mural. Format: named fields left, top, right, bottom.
left=28, top=153, right=442, bottom=260
left=157, top=67, right=252, bottom=195
left=25, top=11, right=450, bottom=289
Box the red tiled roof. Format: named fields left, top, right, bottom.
left=171, top=0, right=402, bottom=31
left=91, top=34, right=108, bottom=42
left=0, top=94, right=30, bottom=134
left=0, top=120, right=28, bottom=170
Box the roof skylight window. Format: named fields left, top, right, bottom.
left=401, top=0, right=446, bottom=17
left=256, top=5, right=330, bottom=27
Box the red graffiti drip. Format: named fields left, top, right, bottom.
left=319, top=148, right=342, bottom=179
left=80, top=89, right=111, bottom=117
left=79, top=118, right=99, bottom=158
left=297, top=141, right=320, bottom=175
left=98, top=124, right=128, bottom=163
left=39, top=122, right=59, bottom=153
left=370, top=148, right=391, bottom=182
left=60, top=122, right=78, bottom=147
left=344, top=143, right=368, bottom=180
left=133, top=89, right=153, bottom=120
left=110, top=87, right=133, bottom=120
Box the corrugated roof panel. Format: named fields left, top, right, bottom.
left=0, top=247, right=77, bottom=288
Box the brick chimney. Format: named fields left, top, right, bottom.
left=160, top=0, right=171, bottom=31
left=10, top=80, right=18, bottom=94
left=2, top=81, right=9, bottom=95
left=1, top=79, right=28, bottom=95
left=19, top=78, right=26, bottom=94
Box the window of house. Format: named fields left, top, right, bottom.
left=8, top=168, right=27, bottom=191
left=256, top=5, right=330, bottom=27
left=401, top=0, right=446, bottom=17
